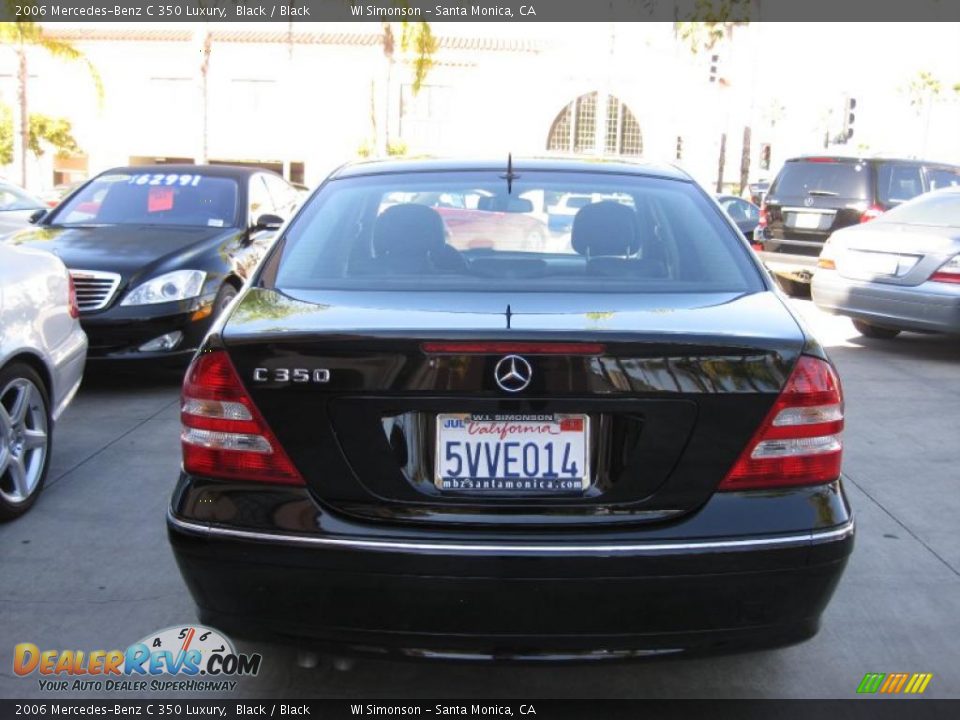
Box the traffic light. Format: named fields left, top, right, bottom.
left=709, top=54, right=719, bottom=83
left=676, top=135, right=683, bottom=160
left=843, top=97, right=857, bottom=140
left=759, top=143, right=771, bottom=171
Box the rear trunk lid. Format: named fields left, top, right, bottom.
left=832, top=222, right=960, bottom=286
left=221, top=287, right=806, bottom=528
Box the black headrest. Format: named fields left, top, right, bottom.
left=571, top=201, right=640, bottom=257
left=374, top=203, right=446, bottom=257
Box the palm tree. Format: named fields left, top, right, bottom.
left=191, top=1, right=231, bottom=165
left=674, top=10, right=750, bottom=193
left=903, top=70, right=947, bottom=157
left=376, top=21, right=436, bottom=156
left=0, top=18, right=103, bottom=187
left=195, top=23, right=213, bottom=164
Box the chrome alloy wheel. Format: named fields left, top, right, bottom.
left=0, top=377, right=49, bottom=505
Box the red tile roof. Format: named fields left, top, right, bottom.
left=45, top=28, right=545, bottom=53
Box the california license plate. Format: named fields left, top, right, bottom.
left=792, top=212, right=822, bottom=230
left=435, top=413, right=589, bottom=494
left=847, top=250, right=899, bottom=276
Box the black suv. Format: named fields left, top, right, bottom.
left=757, top=156, right=960, bottom=287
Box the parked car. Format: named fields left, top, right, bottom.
left=38, top=180, right=84, bottom=208
left=0, top=182, right=45, bottom=237
left=716, top=193, right=761, bottom=237
left=5, top=165, right=300, bottom=362
left=168, top=157, right=853, bottom=662
left=813, top=186, right=960, bottom=338
left=0, top=243, right=87, bottom=519
left=757, top=155, right=960, bottom=288
left=747, top=180, right=770, bottom=207
left=547, top=193, right=592, bottom=233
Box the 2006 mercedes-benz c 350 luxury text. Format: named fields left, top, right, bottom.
left=168, top=158, right=854, bottom=662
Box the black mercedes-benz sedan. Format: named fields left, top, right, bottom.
left=5, top=165, right=299, bottom=362
left=167, top=158, right=854, bottom=662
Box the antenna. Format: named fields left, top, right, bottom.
left=500, top=152, right=520, bottom=194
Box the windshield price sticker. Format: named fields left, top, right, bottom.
left=128, top=173, right=202, bottom=187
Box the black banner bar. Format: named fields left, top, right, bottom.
left=2, top=0, right=959, bottom=23
left=1, top=700, right=959, bottom=719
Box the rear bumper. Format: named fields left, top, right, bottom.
left=167, top=479, right=854, bottom=662
left=49, top=324, right=87, bottom=422
left=812, top=270, right=960, bottom=334
left=757, top=250, right=821, bottom=282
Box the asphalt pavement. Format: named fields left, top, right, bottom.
left=1, top=299, right=958, bottom=699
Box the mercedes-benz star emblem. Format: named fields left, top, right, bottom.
left=494, top=355, right=532, bottom=393
left=804, top=197, right=815, bottom=207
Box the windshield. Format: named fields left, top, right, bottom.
left=773, top=160, right=870, bottom=200
left=877, top=190, right=960, bottom=227
left=0, top=184, right=44, bottom=211
left=51, top=172, right=239, bottom=228
left=273, top=170, right=762, bottom=295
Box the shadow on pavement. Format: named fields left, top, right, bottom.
left=80, top=362, right=186, bottom=392
left=827, top=331, right=960, bottom=364
left=233, top=639, right=796, bottom=699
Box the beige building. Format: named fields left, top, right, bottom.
left=4, top=22, right=958, bottom=193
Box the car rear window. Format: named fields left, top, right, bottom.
left=876, top=163, right=924, bottom=205
left=52, top=172, right=239, bottom=228
left=927, top=167, right=960, bottom=191
left=772, top=160, right=870, bottom=200
left=272, top=170, right=762, bottom=294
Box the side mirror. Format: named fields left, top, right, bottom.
left=253, top=213, right=284, bottom=231
left=28, top=208, right=46, bottom=224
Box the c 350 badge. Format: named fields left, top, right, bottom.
left=252, top=367, right=330, bottom=383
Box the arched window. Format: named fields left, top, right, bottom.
left=547, top=93, right=643, bottom=156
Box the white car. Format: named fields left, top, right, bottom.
left=0, top=243, right=87, bottom=519
left=0, top=182, right=46, bottom=237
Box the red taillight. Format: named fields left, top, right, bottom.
left=422, top=342, right=605, bottom=355
left=181, top=350, right=303, bottom=485
left=67, top=276, right=80, bottom=319
left=719, top=355, right=843, bottom=491
left=930, top=255, right=960, bottom=284
left=860, top=204, right=885, bottom=223
left=757, top=204, right=768, bottom=229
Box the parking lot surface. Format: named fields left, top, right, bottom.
left=2, top=299, right=958, bottom=699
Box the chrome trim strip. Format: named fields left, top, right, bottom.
left=781, top=206, right=839, bottom=215
left=70, top=269, right=122, bottom=312
left=167, top=510, right=854, bottom=555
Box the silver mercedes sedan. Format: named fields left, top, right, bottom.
left=812, top=187, right=960, bottom=339
left=0, top=243, right=87, bottom=519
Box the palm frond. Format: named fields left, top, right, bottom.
left=401, top=22, right=437, bottom=94
left=34, top=36, right=84, bottom=62
left=0, top=20, right=34, bottom=43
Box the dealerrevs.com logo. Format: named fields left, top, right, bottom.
left=14, top=625, right=262, bottom=692
left=857, top=672, right=934, bottom=695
